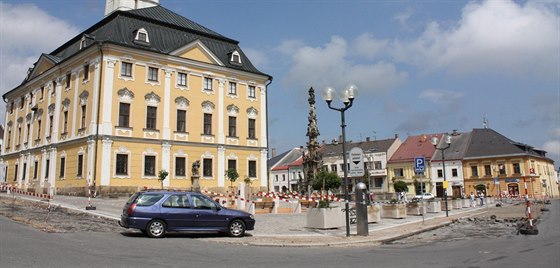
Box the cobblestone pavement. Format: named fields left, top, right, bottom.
left=1, top=191, right=537, bottom=247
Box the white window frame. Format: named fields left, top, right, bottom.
left=177, top=72, right=188, bottom=88
left=203, top=77, right=213, bottom=91
left=114, top=146, right=131, bottom=178
left=248, top=85, right=256, bottom=99
left=135, top=28, right=150, bottom=43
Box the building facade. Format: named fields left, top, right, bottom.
left=387, top=134, right=442, bottom=198
left=1, top=1, right=271, bottom=196
left=462, top=128, right=558, bottom=198
left=320, top=137, right=401, bottom=195
left=269, top=147, right=305, bottom=193
left=429, top=130, right=471, bottom=198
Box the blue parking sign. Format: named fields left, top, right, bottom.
left=414, top=157, right=425, bottom=173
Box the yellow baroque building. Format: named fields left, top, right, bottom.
left=0, top=1, right=272, bottom=196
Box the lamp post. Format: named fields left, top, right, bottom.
left=322, top=84, right=357, bottom=237
left=299, top=146, right=305, bottom=195
left=431, top=134, right=451, bottom=217
left=493, top=165, right=503, bottom=205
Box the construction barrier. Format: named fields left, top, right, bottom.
left=0, top=184, right=52, bottom=200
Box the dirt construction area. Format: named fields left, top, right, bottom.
left=388, top=201, right=546, bottom=246
left=0, top=195, right=548, bottom=245
left=0, top=196, right=122, bottom=233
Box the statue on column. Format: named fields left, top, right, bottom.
left=303, top=87, right=322, bottom=195
left=191, top=160, right=200, bottom=192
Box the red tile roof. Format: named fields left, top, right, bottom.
left=388, top=133, right=443, bottom=163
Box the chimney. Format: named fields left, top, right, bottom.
left=366, top=137, right=370, bottom=142
left=270, top=148, right=277, bottom=158
left=394, top=133, right=399, bottom=139
left=339, top=135, right=343, bottom=143
left=452, top=129, right=459, bottom=136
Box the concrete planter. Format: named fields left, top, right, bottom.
left=381, top=203, right=407, bottom=219
left=406, top=202, right=426, bottom=216
left=452, top=199, right=462, bottom=209
left=367, top=204, right=381, bottom=223
left=441, top=200, right=453, bottom=211
left=426, top=200, right=441, bottom=213
left=462, top=199, right=470, bottom=208
left=306, top=207, right=344, bottom=229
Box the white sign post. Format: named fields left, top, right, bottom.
left=348, top=147, right=365, bottom=177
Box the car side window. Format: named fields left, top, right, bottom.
left=162, top=194, right=191, bottom=208
left=190, top=195, right=216, bottom=210
left=136, top=194, right=164, bottom=206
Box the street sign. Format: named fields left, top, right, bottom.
left=414, top=157, right=425, bottom=173
left=494, top=178, right=499, bottom=185
left=348, top=147, right=365, bottom=177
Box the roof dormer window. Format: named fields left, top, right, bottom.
left=230, top=50, right=242, bottom=65
left=134, top=28, right=150, bottom=44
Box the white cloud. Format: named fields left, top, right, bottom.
left=394, top=7, right=414, bottom=29
left=543, top=140, right=560, bottom=157
left=549, top=128, right=560, bottom=139
left=352, top=33, right=389, bottom=59
left=390, top=0, right=559, bottom=79
left=242, top=48, right=268, bottom=70
left=0, top=2, right=79, bottom=95
left=419, top=89, right=464, bottom=104
left=283, top=36, right=407, bottom=94
left=275, top=39, right=306, bottom=55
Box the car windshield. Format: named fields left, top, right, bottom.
left=135, top=194, right=164, bottom=206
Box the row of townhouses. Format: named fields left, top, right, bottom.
left=0, top=0, right=272, bottom=196
left=269, top=129, right=559, bottom=199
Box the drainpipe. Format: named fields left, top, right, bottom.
left=92, top=41, right=104, bottom=191
left=265, top=77, right=273, bottom=192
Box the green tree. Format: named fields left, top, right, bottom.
left=311, top=171, right=342, bottom=208
left=393, top=180, right=408, bottom=193
left=311, top=171, right=342, bottom=194
left=158, top=169, right=169, bottom=189
left=225, top=168, right=239, bottom=189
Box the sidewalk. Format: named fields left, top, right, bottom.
left=1, top=192, right=500, bottom=247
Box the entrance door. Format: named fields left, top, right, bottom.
left=508, top=183, right=519, bottom=197
left=452, top=186, right=462, bottom=198
left=436, top=182, right=444, bottom=198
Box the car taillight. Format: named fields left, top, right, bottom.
left=127, top=203, right=136, bottom=215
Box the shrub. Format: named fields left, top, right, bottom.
left=318, top=199, right=330, bottom=208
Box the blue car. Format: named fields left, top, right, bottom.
left=119, top=190, right=255, bottom=238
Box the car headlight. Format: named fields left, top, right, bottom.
left=249, top=214, right=254, bottom=220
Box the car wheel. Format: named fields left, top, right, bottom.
left=227, top=219, right=246, bottom=238
left=146, top=219, right=166, bottom=238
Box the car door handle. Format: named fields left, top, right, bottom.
left=196, top=214, right=200, bottom=218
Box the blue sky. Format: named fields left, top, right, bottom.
left=1, top=0, right=559, bottom=167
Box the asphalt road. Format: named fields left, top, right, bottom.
left=1, top=200, right=558, bottom=268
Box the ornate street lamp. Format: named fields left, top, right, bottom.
left=322, top=84, right=357, bottom=237
left=431, top=134, right=451, bottom=217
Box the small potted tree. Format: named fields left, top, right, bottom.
left=158, top=169, right=169, bottom=189
left=306, top=171, right=344, bottom=229
left=225, top=168, right=239, bottom=207
left=244, top=176, right=252, bottom=198
left=382, top=180, right=407, bottom=219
